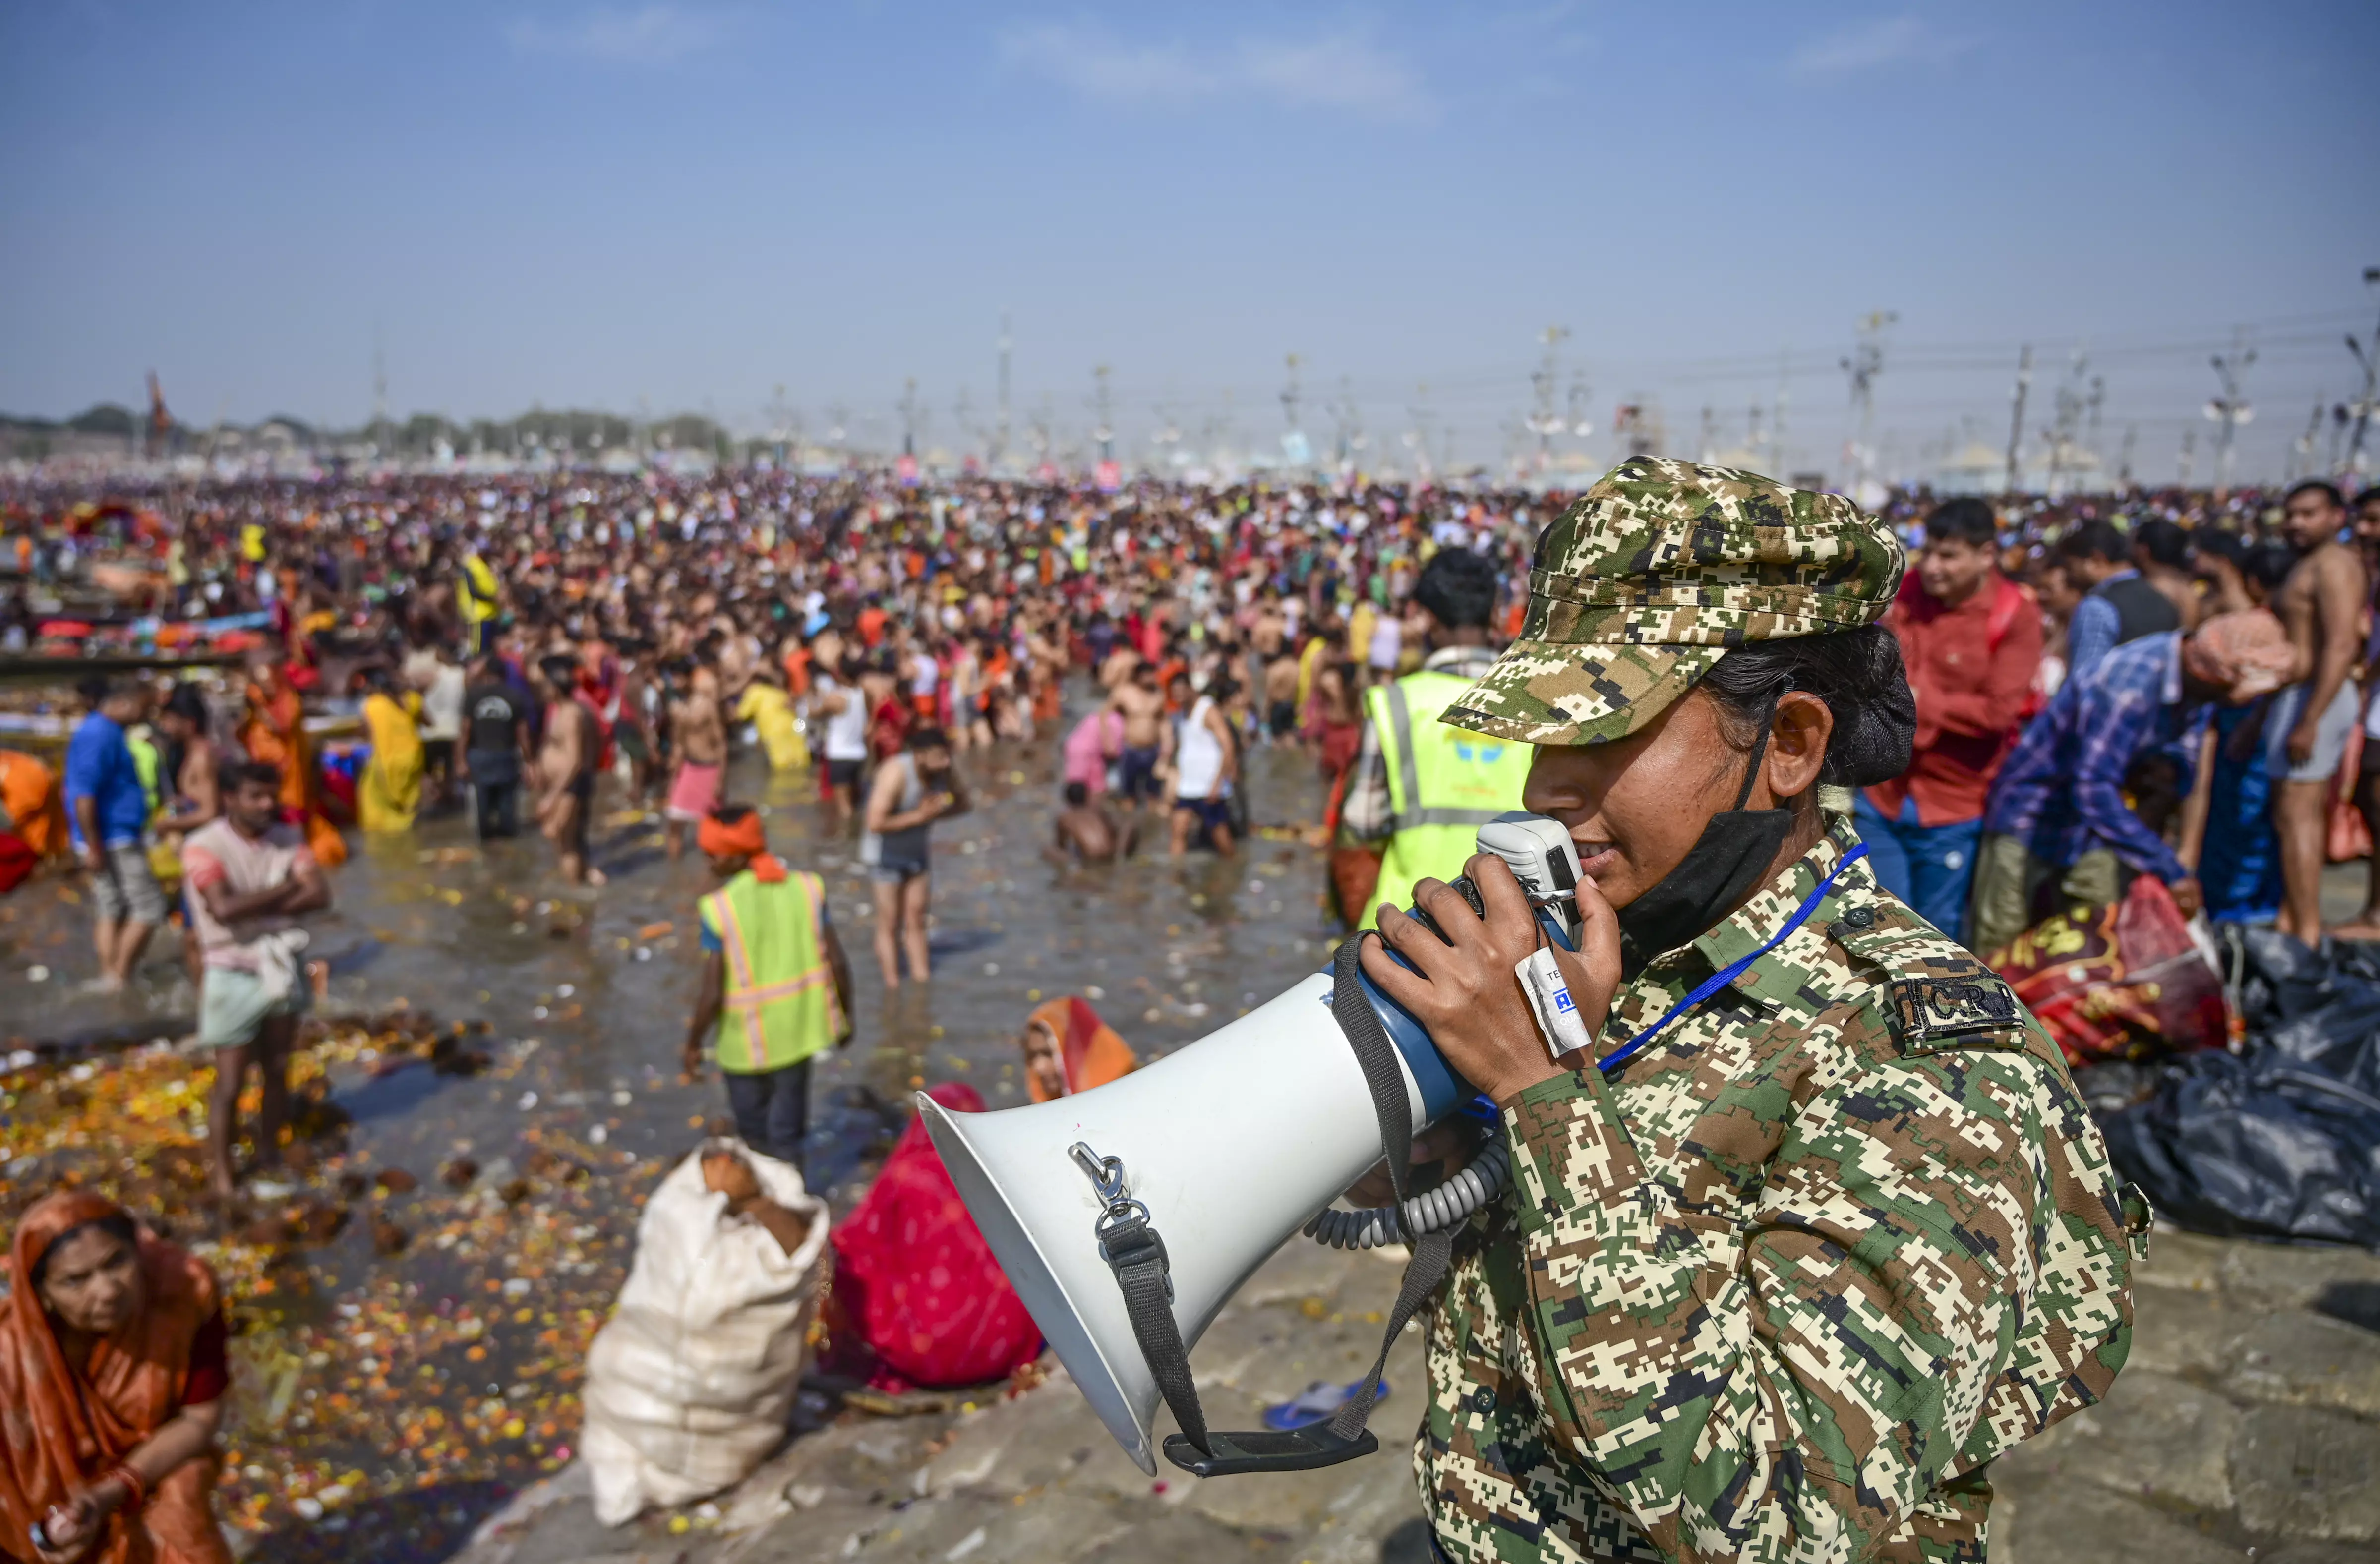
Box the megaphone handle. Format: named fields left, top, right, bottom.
left=1090, top=1201, right=1211, bottom=1458
left=1111, top=932, right=1470, bottom=1480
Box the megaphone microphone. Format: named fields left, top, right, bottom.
left=919, top=812, right=1585, bottom=1479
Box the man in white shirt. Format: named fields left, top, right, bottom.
left=182, top=761, right=332, bottom=1197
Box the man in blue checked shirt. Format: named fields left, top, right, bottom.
left=1970, top=612, right=2296, bottom=955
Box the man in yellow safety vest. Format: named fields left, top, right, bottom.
left=682, top=804, right=855, bottom=1173
left=1343, top=548, right=1532, bottom=927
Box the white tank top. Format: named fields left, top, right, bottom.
left=1174, top=697, right=1226, bottom=800
left=819, top=676, right=869, bottom=761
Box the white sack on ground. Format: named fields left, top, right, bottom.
left=580, top=1140, right=829, bottom=1526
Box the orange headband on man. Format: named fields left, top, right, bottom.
left=697, top=809, right=786, bottom=882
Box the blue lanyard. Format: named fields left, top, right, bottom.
left=1594, top=844, right=1871, bottom=1077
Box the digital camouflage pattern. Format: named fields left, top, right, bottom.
left=1419, top=819, right=2141, bottom=1563
left=1443, top=458, right=1906, bottom=747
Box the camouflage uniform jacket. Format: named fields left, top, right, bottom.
left=1418, top=819, right=2140, bottom=1563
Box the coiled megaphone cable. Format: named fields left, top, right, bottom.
left=1301, top=1134, right=1511, bottom=1251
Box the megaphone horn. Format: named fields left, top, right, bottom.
left=920, top=812, right=1585, bottom=1477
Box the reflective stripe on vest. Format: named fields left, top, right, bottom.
left=704, top=870, right=840, bottom=1072
left=1358, top=668, right=1532, bottom=928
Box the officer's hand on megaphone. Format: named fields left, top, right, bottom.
left=1362, top=851, right=1623, bottom=1106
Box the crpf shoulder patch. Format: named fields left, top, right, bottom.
left=1889, top=975, right=2026, bottom=1053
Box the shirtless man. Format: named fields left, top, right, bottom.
left=1050, top=780, right=1136, bottom=863
left=1105, top=661, right=1170, bottom=811
left=2270, top=480, right=2367, bottom=945
left=533, top=656, right=605, bottom=885
left=664, top=655, right=728, bottom=862
left=1261, top=650, right=1301, bottom=740
left=1098, top=639, right=1141, bottom=694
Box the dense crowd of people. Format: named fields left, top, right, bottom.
left=4, top=457, right=2379, bottom=1553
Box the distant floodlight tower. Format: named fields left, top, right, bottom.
left=1526, top=325, right=1571, bottom=470
left=1090, top=364, right=1114, bottom=464
left=996, top=309, right=1014, bottom=470
left=1279, top=354, right=1309, bottom=472
left=898, top=377, right=920, bottom=459
left=1840, top=311, right=1897, bottom=496
left=2205, top=328, right=2258, bottom=497
left=2344, top=265, right=2380, bottom=477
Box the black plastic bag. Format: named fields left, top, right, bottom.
left=2095, top=927, right=2380, bottom=1246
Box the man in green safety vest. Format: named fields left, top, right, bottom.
left=1342, top=548, right=1531, bottom=927
left=681, top=804, right=855, bottom=1176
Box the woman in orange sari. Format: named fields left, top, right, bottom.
left=1019, top=995, right=1136, bottom=1101
left=0, top=1192, right=231, bottom=1564
left=238, top=655, right=345, bottom=868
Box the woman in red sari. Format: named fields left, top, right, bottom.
left=824, top=1083, right=1041, bottom=1392
left=0, top=1192, right=230, bottom=1564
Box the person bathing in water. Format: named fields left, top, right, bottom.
left=1051, top=779, right=1136, bottom=863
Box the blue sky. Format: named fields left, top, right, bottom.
left=3, top=0, right=2376, bottom=482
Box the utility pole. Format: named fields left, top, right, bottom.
left=2178, top=429, right=2197, bottom=487
left=897, top=377, right=920, bottom=458
left=2206, top=328, right=2257, bottom=498
left=1089, top=364, right=1114, bottom=463
left=996, top=309, right=1013, bottom=470
left=1280, top=354, right=1306, bottom=469
left=2293, top=400, right=2326, bottom=483
left=2118, top=424, right=2138, bottom=489
left=2003, top=344, right=2032, bottom=495
left=1403, top=381, right=1435, bottom=479
left=371, top=323, right=388, bottom=457
left=768, top=383, right=793, bottom=466
left=2344, top=265, right=2380, bottom=477
left=1772, top=351, right=1791, bottom=478
left=1527, top=325, right=1571, bottom=469
left=1841, top=310, right=1897, bottom=496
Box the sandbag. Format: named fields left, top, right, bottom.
left=579, top=1141, right=831, bottom=1526
left=1990, top=875, right=2227, bottom=1066
left=2096, top=926, right=2380, bottom=1246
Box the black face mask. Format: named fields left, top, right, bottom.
left=1615, top=691, right=1796, bottom=972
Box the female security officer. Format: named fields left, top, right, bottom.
left=1358, top=459, right=2140, bottom=1564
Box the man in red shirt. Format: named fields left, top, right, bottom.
left=1855, top=498, right=2042, bottom=945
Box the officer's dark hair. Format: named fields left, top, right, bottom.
left=1411, top=548, right=1499, bottom=630
left=1696, top=625, right=1915, bottom=792
left=1923, top=498, right=1996, bottom=549
left=2134, top=518, right=2190, bottom=569
left=2286, top=479, right=2346, bottom=511
left=2056, top=520, right=2130, bottom=566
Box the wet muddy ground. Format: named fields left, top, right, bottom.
left=0, top=684, right=1339, bottom=1561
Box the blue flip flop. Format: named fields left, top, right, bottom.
left=1261, top=1377, right=1389, bottom=1432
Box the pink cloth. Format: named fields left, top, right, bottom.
left=665, top=760, right=723, bottom=821
left=1062, top=711, right=1122, bottom=792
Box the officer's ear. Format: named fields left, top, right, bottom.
left=1763, top=692, right=1834, bottom=804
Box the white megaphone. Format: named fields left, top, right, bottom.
left=920, top=812, right=1584, bottom=1477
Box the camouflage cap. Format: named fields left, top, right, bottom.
left=1442, top=457, right=1905, bottom=746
